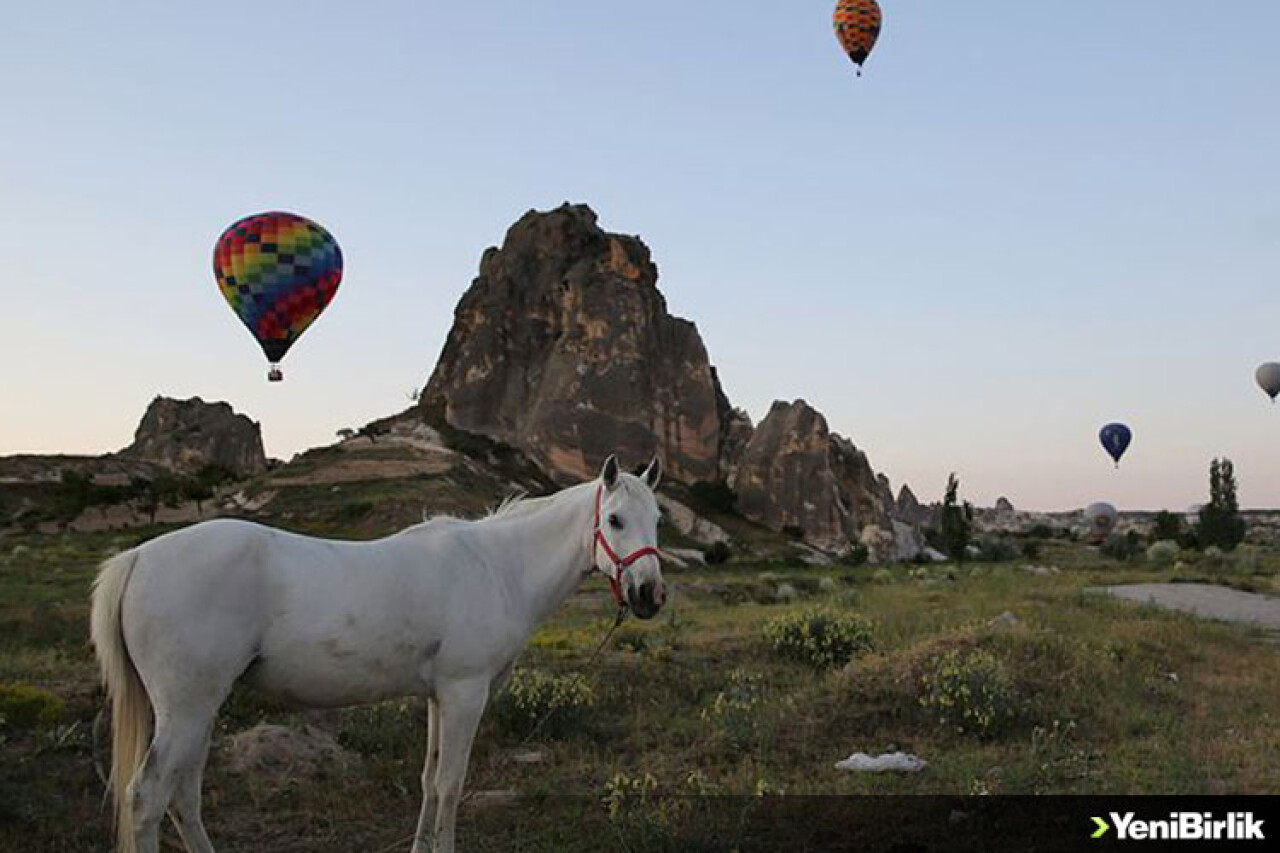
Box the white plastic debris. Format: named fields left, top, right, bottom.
left=835, top=751, right=927, bottom=773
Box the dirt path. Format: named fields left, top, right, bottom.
left=1095, top=582, right=1280, bottom=629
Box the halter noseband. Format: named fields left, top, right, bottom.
left=592, top=483, right=661, bottom=608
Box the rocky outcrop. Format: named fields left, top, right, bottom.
left=895, top=484, right=933, bottom=526
left=119, top=396, right=266, bottom=476
left=421, top=204, right=724, bottom=485
left=417, top=204, right=905, bottom=555
left=728, top=400, right=893, bottom=550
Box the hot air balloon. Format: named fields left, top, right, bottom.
left=833, top=0, right=882, bottom=76
left=213, top=212, right=343, bottom=381
left=1099, top=423, right=1131, bottom=468
left=1256, top=363, right=1280, bottom=403
left=1084, top=501, right=1117, bottom=545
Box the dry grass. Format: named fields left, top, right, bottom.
left=1, top=531, right=1278, bottom=851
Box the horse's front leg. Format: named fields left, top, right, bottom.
left=410, top=697, right=441, bottom=853
left=428, top=678, right=490, bottom=853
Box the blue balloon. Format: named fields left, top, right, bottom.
left=1099, top=423, right=1132, bottom=467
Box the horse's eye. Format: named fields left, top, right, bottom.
left=608, top=514, right=623, bottom=530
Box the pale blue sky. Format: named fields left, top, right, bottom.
left=2, top=1, right=1278, bottom=511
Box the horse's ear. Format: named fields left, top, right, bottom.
left=641, top=456, right=662, bottom=491
left=600, top=454, right=620, bottom=491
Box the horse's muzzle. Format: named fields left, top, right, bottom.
left=628, top=579, right=665, bottom=620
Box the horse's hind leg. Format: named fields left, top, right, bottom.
left=129, top=708, right=219, bottom=853
left=410, top=697, right=441, bottom=853
left=167, top=718, right=217, bottom=853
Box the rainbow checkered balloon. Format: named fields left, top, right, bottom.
left=213, top=211, right=342, bottom=372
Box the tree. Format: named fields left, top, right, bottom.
left=1197, top=458, right=1245, bottom=550
left=935, top=473, right=974, bottom=560
left=1148, top=510, right=1182, bottom=543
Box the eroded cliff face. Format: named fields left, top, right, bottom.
left=422, top=204, right=724, bottom=484
left=727, top=400, right=893, bottom=550
left=119, top=396, right=266, bottom=476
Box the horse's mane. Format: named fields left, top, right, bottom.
left=398, top=485, right=577, bottom=537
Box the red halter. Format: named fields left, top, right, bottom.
left=592, top=483, right=661, bottom=608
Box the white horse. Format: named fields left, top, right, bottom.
left=90, top=454, right=665, bottom=853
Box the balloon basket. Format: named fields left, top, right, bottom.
left=267, top=365, right=284, bottom=383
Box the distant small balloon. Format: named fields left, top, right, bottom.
left=1084, top=501, right=1117, bottom=544
left=833, top=0, right=882, bottom=76
left=1099, top=423, right=1131, bottom=468
left=1256, top=362, right=1280, bottom=403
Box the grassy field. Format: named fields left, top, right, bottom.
left=1, top=530, right=1278, bottom=851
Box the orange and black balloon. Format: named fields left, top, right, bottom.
left=833, top=0, right=882, bottom=75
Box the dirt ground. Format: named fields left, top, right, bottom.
left=1095, top=582, right=1280, bottom=629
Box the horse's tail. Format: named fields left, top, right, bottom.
left=90, top=548, right=149, bottom=853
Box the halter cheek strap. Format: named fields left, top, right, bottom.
left=592, top=483, right=661, bottom=608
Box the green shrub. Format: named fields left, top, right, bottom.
left=703, top=540, right=732, bottom=565
left=1148, top=510, right=1182, bottom=544
left=974, top=536, right=1019, bottom=562
left=701, top=668, right=765, bottom=750
left=338, top=698, right=424, bottom=757
left=764, top=609, right=874, bottom=670
left=1100, top=531, right=1143, bottom=561
left=919, top=648, right=1018, bottom=738
left=1146, top=540, right=1179, bottom=565
left=490, top=668, right=595, bottom=739
left=0, top=683, right=66, bottom=730
left=840, top=542, right=869, bottom=566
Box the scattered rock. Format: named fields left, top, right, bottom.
left=835, top=751, right=927, bottom=773
left=795, top=545, right=835, bottom=567
left=775, top=583, right=799, bottom=602
left=222, top=724, right=358, bottom=780
left=892, top=520, right=925, bottom=563
left=656, top=494, right=730, bottom=546
left=1021, top=565, right=1061, bottom=577
left=509, top=749, right=547, bottom=765
left=467, top=790, right=520, bottom=809
left=988, top=611, right=1020, bottom=628
left=663, top=547, right=706, bottom=567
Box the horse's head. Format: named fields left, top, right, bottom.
left=592, top=454, right=666, bottom=620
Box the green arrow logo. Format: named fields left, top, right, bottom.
left=1091, top=816, right=1110, bottom=839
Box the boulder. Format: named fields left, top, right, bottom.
left=656, top=493, right=730, bottom=545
